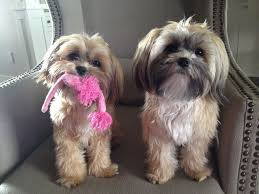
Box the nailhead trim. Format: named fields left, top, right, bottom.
left=239, top=186, right=245, bottom=191
left=248, top=102, right=255, bottom=107
left=253, top=160, right=259, bottom=165
left=246, top=123, right=253, bottom=128
left=244, top=136, right=251, bottom=142
left=251, top=175, right=257, bottom=180
left=215, top=0, right=259, bottom=185
left=241, top=171, right=247, bottom=176
left=254, top=152, right=259, bottom=157
left=248, top=108, right=254, bottom=113
left=252, top=168, right=258, bottom=173
left=241, top=165, right=247, bottom=170
left=250, top=182, right=256, bottom=187
left=243, top=158, right=248, bottom=163
left=225, top=81, right=259, bottom=193
left=247, top=115, right=253, bottom=120
left=244, top=143, right=250, bottom=148
left=245, top=130, right=252, bottom=135
left=243, top=151, right=249, bottom=156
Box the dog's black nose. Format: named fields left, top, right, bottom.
left=76, top=66, right=87, bottom=76
left=178, top=57, right=190, bottom=68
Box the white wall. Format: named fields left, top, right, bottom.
left=57, top=0, right=84, bottom=34
left=0, top=0, right=30, bottom=79
left=0, top=0, right=85, bottom=82
left=80, top=0, right=185, bottom=58
left=0, top=0, right=59, bottom=82
left=228, top=0, right=259, bottom=77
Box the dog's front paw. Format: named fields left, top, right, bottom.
left=146, top=170, right=173, bottom=184
left=184, top=166, right=212, bottom=182
left=57, top=175, right=85, bottom=188
left=88, top=163, right=119, bottom=178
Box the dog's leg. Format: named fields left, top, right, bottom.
left=110, top=118, right=123, bottom=149
left=107, top=105, right=122, bottom=149
left=181, top=138, right=212, bottom=182
left=87, top=131, right=119, bottom=177
left=145, top=134, right=177, bottom=184
left=54, top=132, right=87, bottom=188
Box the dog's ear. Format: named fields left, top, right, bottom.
left=107, top=55, right=124, bottom=104
left=209, top=34, right=229, bottom=101
left=133, top=28, right=161, bottom=91
left=35, top=36, right=68, bottom=86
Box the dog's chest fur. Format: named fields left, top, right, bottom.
left=145, top=94, right=196, bottom=145
left=159, top=101, right=194, bottom=145
left=49, top=91, right=95, bottom=134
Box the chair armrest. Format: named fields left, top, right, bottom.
left=0, top=76, right=51, bottom=182
left=217, top=76, right=259, bottom=194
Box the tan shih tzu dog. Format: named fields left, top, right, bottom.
left=36, top=33, right=123, bottom=188
left=133, top=18, right=229, bottom=184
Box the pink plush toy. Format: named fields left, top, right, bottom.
left=41, top=73, right=112, bottom=132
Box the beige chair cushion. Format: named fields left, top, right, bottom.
left=0, top=105, right=224, bottom=194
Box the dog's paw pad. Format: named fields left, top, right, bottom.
left=102, top=163, right=119, bottom=177
left=146, top=173, right=170, bottom=184
left=89, top=163, right=119, bottom=178
left=192, top=168, right=212, bottom=182
left=57, top=176, right=84, bottom=188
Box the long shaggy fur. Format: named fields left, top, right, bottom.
left=36, top=33, right=123, bottom=188
left=133, top=18, right=229, bottom=184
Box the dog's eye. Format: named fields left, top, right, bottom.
left=195, top=48, right=204, bottom=57
left=165, top=44, right=178, bottom=53
left=91, top=60, right=101, bottom=67
left=67, top=53, right=80, bottom=61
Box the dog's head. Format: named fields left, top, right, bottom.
left=36, top=33, right=123, bottom=103
left=133, top=18, right=229, bottom=101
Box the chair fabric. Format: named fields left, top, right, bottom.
left=0, top=78, right=52, bottom=182
left=0, top=0, right=259, bottom=194
left=0, top=105, right=224, bottom=194
left=212, top=1, right=259, bottom=193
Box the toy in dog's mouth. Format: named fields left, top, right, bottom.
left=41, top=73, right=112, bottom=132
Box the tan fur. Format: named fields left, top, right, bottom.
left=133, top=19, right=229, bottom=184
left=87, top=131, right=118, bottom=177
left=36, top=34, right=123, bottom=188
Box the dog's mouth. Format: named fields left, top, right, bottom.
left=57, top=69, right=89, bottom=80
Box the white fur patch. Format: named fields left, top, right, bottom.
left=157, top=100, right=194, bottom=145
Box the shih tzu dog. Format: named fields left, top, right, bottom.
left=37, top=33, right=123, bottom=188
left=133, top=18, right=229, bottom=184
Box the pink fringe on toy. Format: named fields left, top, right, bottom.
left=41, top=73, right=112, bottom=132
left=63, top=75, right=100, bottom=107
left=88, top=111, right=112, bottom=132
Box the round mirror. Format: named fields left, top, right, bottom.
left=0, top=0, right=62, bottom=85
left=227, top=0, right=259, bottom=86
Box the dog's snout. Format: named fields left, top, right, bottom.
left=178, top=57, right=190, bottom=68
left=76, top=66, right=87, bottom=76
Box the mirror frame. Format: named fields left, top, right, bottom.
left=0, top=0, right=63, bottom=88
